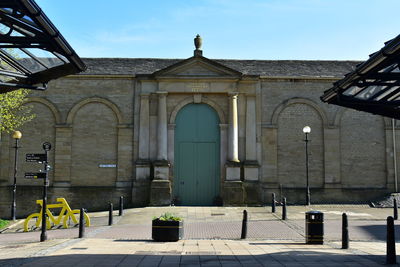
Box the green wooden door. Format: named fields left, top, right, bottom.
left=174, top=103, right=220, bottom=205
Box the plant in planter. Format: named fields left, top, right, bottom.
left=152, top=212, right=183, bottom=242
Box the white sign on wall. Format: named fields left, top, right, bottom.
left=99, top=164, right=117, bottom=168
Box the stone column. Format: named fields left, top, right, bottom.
left=151, top=91, right=171, bottom=205
left=226, top=92, right=241, bottom=181
left=136, top=93, right=151, bottom=181
left=228, top=93, right=239, bottom=163
left=220, top=124, right=228, bottom=180
left=138, top=94, right=150, bottom=160
left=157, top=91, right=168, bottom=162
left=244, top=95, right=259, bottom=181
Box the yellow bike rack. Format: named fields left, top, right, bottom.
left=24, top=198, right=90, bottom=232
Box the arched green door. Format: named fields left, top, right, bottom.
left=174, top=103, right=220, bottom=205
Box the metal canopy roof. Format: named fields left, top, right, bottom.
left=321, top=34, right=400, bottom=119
left=0, top=0, right=86, bottom=93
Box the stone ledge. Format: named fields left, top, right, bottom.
left=115, top=181, right=132, bottom=188
left=225, top=161, right=241, bottom=167
left=135, top=159, right=151, bottom=166
left=153, top=160, right=170, bottom=167
left=243, top=160, right=259, bottom=167
left=52, top=181, right=71, bottom=187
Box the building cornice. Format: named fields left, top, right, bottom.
left=260, top=76, right=339, bottom=82
left=61, top=74, right=340, bottom=83
left=64, top=74, right=136, bottom=79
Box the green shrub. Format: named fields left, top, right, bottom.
left=0, top=219, right=9, bottom=229
left=153, top=212, right=182, bottom=222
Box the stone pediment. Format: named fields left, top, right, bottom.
left=152, top=56, right=242, bottom=79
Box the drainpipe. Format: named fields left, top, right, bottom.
left=392, top=118, right=398, bottom=193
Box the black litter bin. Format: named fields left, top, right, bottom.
left=305, top=211, right=324, bottom=244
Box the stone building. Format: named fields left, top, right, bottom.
left=0, top=40, right=396, bottom=217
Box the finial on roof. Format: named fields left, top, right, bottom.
left=194, top=34, right=203, bottom=56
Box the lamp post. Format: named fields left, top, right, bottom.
left=40, top=142, right=51, bottom=242
left=11, top=130, right=22, bottom=220
left=303, top=126, right=311, bottom=206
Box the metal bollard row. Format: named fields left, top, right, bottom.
left=282, top=197, right=287, bottom=220
left=241, top=210, right=247, bottom=239
left=79, top=208, right=85, bottom=238
left=342, top=213, right=348, bottom=249
left=271, top=193, right=287, bottom=220
left=109, top=203, right=113, bottom=226
left=387, top=216, right=397, bottom=264
left=272, top=193, right=276, bottom=213
left=119, top=196, right=124, bottom=216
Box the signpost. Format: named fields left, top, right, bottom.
left=25, top=142, right=51, bottom=242
left=26, top=153, right=47, bottom=163
left=24, top=172, right=47, bottom=179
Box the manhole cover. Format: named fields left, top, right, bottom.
left=71, top=247, right=88, bottom=250
left=211, top=213, right=224, bottom=216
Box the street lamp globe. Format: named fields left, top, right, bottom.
left=302, top=126, right=311, bottom=134
left=12, top=130, right=22, bottom=139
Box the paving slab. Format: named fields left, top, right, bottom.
left=0, top=239, right=395, bottom=266
left=1, top=205, right=400, bottom=266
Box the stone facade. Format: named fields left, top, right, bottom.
left=0, top=51, right=397, bottom=217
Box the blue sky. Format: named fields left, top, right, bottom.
left=36, top=0, right=400, bottom=60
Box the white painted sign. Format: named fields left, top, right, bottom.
left=99, top=164, right=117, bottom=168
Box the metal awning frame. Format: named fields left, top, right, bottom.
left=321, top=34, right=400, bottom=119
left=0, top=0, right=86, bottom=93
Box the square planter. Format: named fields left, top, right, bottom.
left=152, top=219, right=183, bottom=242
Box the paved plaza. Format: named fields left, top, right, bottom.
left=0, top=205, right=399, bottom=266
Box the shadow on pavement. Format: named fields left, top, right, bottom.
left=357, top=224, right=400, bottom=241
left=249, top=242, right=308, bottom=245
left=113, top=239, right=153, bottom=242
left=0, top=251, right=389, bottom=266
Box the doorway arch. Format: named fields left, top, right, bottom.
left=173, top=103, right=220, bottom=205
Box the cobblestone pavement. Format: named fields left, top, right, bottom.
left=4, top=205, right=397, bottom=241
left=0, top=205, right=399, bottom=266
left=3, top=219, right=396, bottom=242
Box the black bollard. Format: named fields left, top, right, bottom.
left=272, top=193, right=276, bottom=213
left=394, top=199, right=398, bottom=220
left=282, top=197, right=287, bottom=220
left=108, top=203, right=113, bottom=226
left=342, top=213, right=349, bottom=249
left=119, top=196, right=124, bottom=216
left=241, top=210, right=248, bottom=239
left=79, top=208, right=85, bottom=238
left=387, top=216, right=396, bottom=264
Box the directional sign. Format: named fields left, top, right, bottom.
left=26, top=153, right=47, bottom=163
left=24, top=172, right=46, bottom=179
